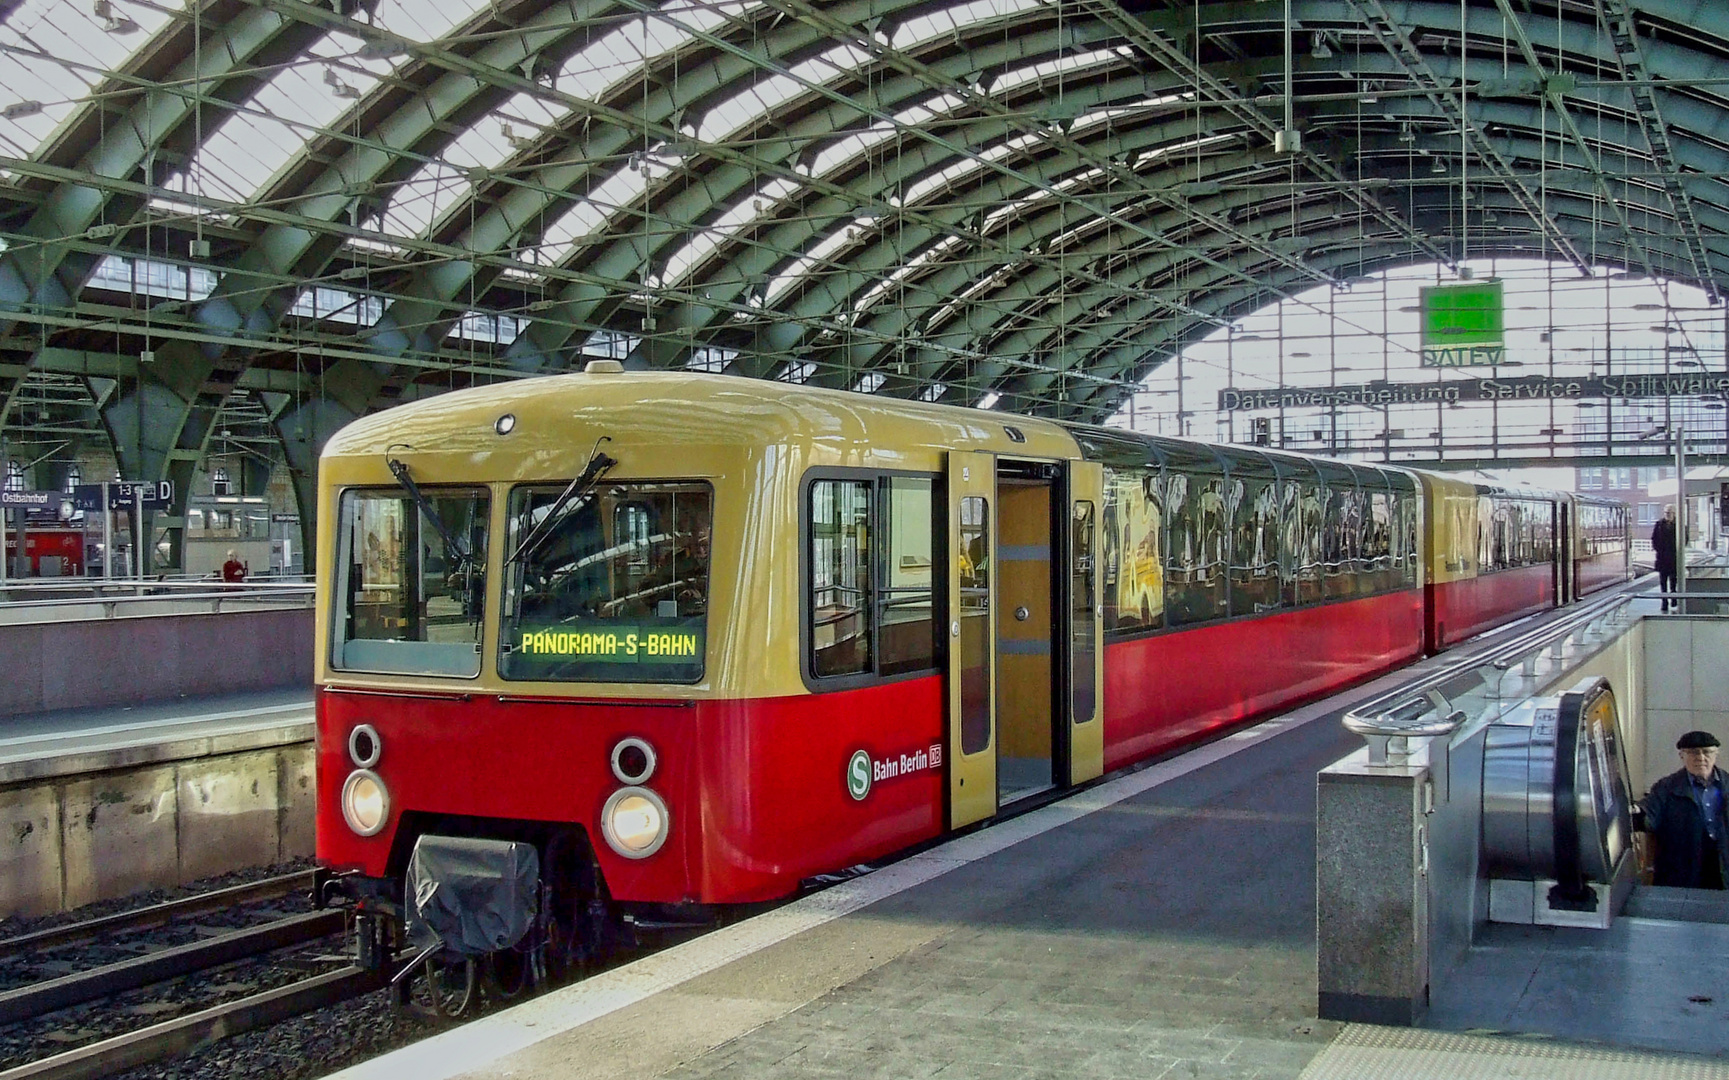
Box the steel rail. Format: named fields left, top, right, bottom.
left=0, top=909, right=344, bottom=1025
left=0, top=871, right=316, bottom=959
left=0, top=965, right=384, bottom=1080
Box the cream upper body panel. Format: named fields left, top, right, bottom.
left=316, top=372, right=1080, bottom=699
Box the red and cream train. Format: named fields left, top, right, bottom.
left=312, top=368, right=1630, bottom=981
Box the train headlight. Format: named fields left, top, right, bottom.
left=341, top=769, right=390, bottom=837
left=601, top=787, right=670, bottom=859
left=348, top=724, right=382, bottom=769
left=610, top=737, right=657, bottom=785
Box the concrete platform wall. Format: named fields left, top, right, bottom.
left=0, top=608, right=314, bottom=718
left=0, top=741, right=314, bottom=919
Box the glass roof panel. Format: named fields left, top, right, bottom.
left=764, top=216, right=872, bottom=303
left=381, top=91, right=561, bottom=238
left=696, top=42, right=873, bottom=144
left=663, top=176, right=800, bottom=283
left=0, top=0, right=172, bottom=159
left=558, top=1, right=758, bottom=101
left=854, top=233, right=966, bottom=313
left=991, top=46, right=1135, bottom=98
left=369, top=0, right=481, bottom=43
left=535, top=152, right=680, bottom=266
left=890, top=0, right=1044, bottom=51
left=195, top=31, right=394, bottom=204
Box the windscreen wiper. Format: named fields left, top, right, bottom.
left=508, top=438, right=618, bottom=569
left=385, top=453, right=472, bottom=571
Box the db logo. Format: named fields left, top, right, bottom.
left=846, top=750, right=872, bottom=801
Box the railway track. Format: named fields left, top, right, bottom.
left=0, top=871, right=379, bottom=1080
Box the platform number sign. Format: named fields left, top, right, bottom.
left=847, top=750, right=872, bottom=801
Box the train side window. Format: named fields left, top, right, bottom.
left=1292, top=481, right=1326, bottom=605
left=1228, top=475, right=1281, bottom=616
left=1101, top=465, right=1164, bottom=633
left=957, top=494, right=991, bottom=755
left=1071, top=500, right=1097, bottom=724
left=810, top=480, right=873, bottom=677
left=1392, top=478, right=1420, bottom=587
left=1320, top=475, right=1359, bottom=600
left=1165, top=470, right=1228, bottom=626
left=878, top=477, right=935, bottom=676
left=1367, top=490, right=1392, bottom=592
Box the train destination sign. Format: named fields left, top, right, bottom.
left=1218, top=372, right=1729, bottom=413
left=512, top=624, right=703, bottom=664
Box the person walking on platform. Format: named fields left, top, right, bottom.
left=1652, top=505, right=1679, bottom=611
left=221, top=549, right=248, bottom=584
left=1639, top=730, right=1729, bottom=889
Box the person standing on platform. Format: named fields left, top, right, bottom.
left=1639, top=730, right=1729, bottom=889
left=221, top=549, right=248, bottom=584
left=1652, top=505, right=1679, bottom=611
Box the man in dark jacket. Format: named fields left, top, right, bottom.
left=1640, top=730, right=1729, bottom=888
left=1652, top=505, right=1679, bottom=611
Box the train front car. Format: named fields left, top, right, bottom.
left=311, top=369, right=1084, bottom=990
left=1421, top=474, right=1562, bottom=651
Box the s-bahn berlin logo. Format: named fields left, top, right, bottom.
left=846, top=744, right=943, bottom=801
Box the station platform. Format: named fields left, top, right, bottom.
left=0, top=687, right=312, bottom=785
left=326, top=626, right=1729, bottom=1080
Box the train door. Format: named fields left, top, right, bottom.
left=946, top=451, right=996, bottom=828
left=1066, top=461, right=1105, bottom=785
left=1557, top=501, right=1573, bottom=604
left=996, top=463, right=1057, bottom=805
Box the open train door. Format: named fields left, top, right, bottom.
left=1066, top=460, right=1105, bottom=785
left=947, top=450, right=996, bottom=828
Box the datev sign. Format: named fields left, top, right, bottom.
left=1219, top=372, right=1729, bottom=413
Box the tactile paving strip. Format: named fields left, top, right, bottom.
left=1298, top=1024, right=1729, bottom=1080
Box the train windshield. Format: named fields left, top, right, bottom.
left=499, top=482, right=712, bottom=683
left=332, top=488, right=489, bottom=677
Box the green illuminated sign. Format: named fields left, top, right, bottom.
left=512, top=624, right=703, bottom=664
left=1420, top=280, right=1504, bottom=364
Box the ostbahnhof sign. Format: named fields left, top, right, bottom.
left=1218, top=372, right=1729, bottom=413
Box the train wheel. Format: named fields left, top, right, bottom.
left=407, top=954, right=478, bottom=1019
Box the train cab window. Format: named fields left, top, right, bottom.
left=810, top=480, right=873, bottom=677
left=1101, top=466, right=1164, bottom=632
left=498, top=482, right=712, bottom=683
left=333, top=487, right=489, bottom=677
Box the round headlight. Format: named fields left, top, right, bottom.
left=610, top=737, right=657, bottom=785
left=601, top=786, right=670, bottom=859
left=348, top=723, right=381, bottom=769
left=341, top=769, right=390, bottom=837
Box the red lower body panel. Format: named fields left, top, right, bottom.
left=1100, top=590, right=1425, bottom=772
left=1425, top=563, right=1555, bottom=651
left=317, top=678, right=944, bottom=906
left=1575, top=554, right=1627, bottom=597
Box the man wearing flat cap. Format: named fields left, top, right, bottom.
left=1639, top=731, right=1729, bottom=888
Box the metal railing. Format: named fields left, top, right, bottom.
left=1343, top=588, right=1644, bottom=765
left=0, top=581, right=314, bottom=625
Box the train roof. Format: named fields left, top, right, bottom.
left=319, top=368, right=1080, bottom=465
